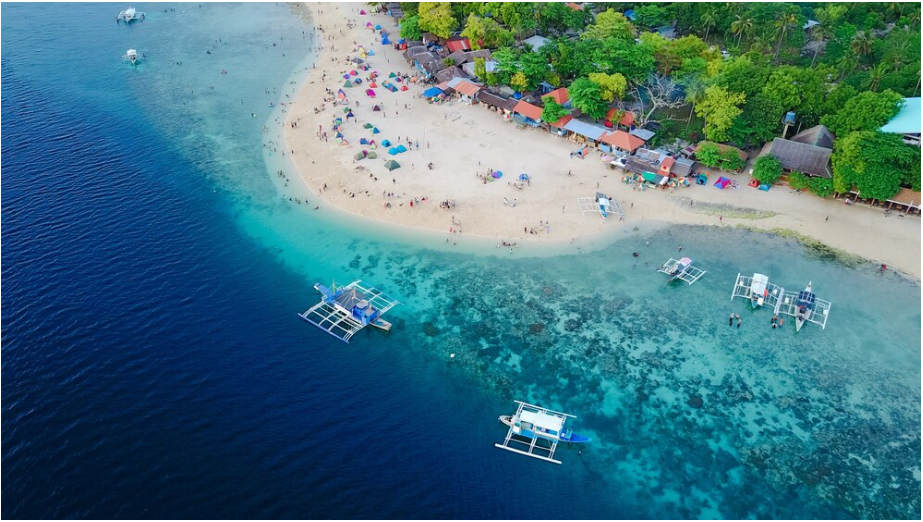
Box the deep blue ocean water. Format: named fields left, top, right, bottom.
left=2, top=3, right=920, bottom=519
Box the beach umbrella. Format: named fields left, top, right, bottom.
left=368, top=151, right=378, bottom=159
left=388, top=72, right=397, bottom=78
left=366, top=21, right=372, bottom=27
left=374, top=24, right=381, bottom=30
left=350, top=70, right=358, bottom=76
left=384, top=160, right=401, bottom=171
left=346, top=112, right=355, bottom=119
left=368, top=50, right=376, bottom=56
left=400, top=85, right=408, bottom=91
left=372, top=127, right=380, bottom=134
left=359, top=9, right=366, bottom=14
left=363, top=123, right=374, bottom=129
left=373, top=105, right=381, bottom=112
left=354, top=152, right=366, bottom=160
left=369, top=82, right=378, bottom=88
left=360, top=138, right=369, bottom=144
left=335, top=132, right=343, bottom=138
left=381, top=140, right=391, bottom=147
left=491, top=171, right=503, bottom=179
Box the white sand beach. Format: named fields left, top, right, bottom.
left=284, top=3, right=921, bottom=279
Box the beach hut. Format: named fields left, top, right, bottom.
left=373, top=105, right=382, bottom=112
left=363, top=123, right=374, bottom=129
left=372, top=127, right=380, bottom=134
left=384, top=160, right=401, bottom=171
left=366, top=89, right=377, bottom=97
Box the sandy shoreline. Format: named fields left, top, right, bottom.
left=283, top=3, right=921, bottom=279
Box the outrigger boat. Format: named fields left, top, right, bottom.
left=298, top=280, right=398, bottom=343
left=117, top=7, right=146, bottom=23
left=658, top=256, right=706, bottom=285
left=123, top=49, right=140, bottom=65
left=578, top=192, right=624, bottom=219
left=731, top=272, right=783, bottom=312
left=495, top=401, right=590, bottom=465
left=778, top=281, right=832, bottom=331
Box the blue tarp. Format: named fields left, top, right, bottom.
left=423, top=87, right=443, bottom=98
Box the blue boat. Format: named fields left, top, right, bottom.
left=298, top=280, right=398, bottom=343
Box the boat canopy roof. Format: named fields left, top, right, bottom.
left=520, top=410, right=564, bottom=433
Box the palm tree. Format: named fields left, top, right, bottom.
left=730, top=15, right=753, bottom=48
left=682, top=76, right=708, bottom=123
left=809, top=7, right=839, bottom=67
left=750, top=34, right=772, bottom=55
left=867, top=62, right=889, bottom=92
left=836, top=52, right=859, bottom=79
left=850, top=31, right=874, bottom=58
left=888, top=2, right=906, bottom=19
left=700, top=9, right=717, bottom=43
left=773, top=12, right=799, bottom=63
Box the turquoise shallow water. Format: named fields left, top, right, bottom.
left=3, top=3, right=921, bottom=519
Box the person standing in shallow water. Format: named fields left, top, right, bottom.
left=729, top=313, right=734, bottom=326
left=736, top=314, right=741, bottom=329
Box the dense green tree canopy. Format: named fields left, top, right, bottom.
left=569, top=77, right=609, bottom=120
left=418, top=2, right=456, bottom=39
left=821, top=90, right=903, bottom=136
left=541, top=97, right=570, bottom=124
left=696, top=86, right=746, bottom=142
left=581, top=9, right=635, bottom=41
left=752, top=156, right=783, bottom=184
left=832, top=131, right=922, bottom=199
left=399, top=15, right=422, bottom=41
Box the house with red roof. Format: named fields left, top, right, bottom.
left=512, top=100, right=544, bottom=126
left=600, top=130, right=645, bottom=154
left=566, top=2, right=584, bottom=11
left=542, top=87, right=571, bottom=109
left=604, top=108, right=635, bottom=130
left=445, top=37, right=471, bottom=53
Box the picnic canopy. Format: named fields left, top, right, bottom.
left=423, top=87, right=443, bottom=98
left=384, top=160, right=401, bottom=171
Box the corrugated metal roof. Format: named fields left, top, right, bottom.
left=881, top=97, right=922, bottom=134
left=564, top=119, right=608, bottom=140
left=630, top=128, right=655, bottom=141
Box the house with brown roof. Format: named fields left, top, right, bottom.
left=476, top=90, right=518, bottom=116
left=757, top=125, right=833, bottom=178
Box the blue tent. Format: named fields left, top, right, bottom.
left=360, top=138, right=369, bottom=144
left=372, top=127, right=380, bottom=134
left=382, top=37, right=391, bottom=45
left=423, top=87, right=443, bottom=98
left=388, top=144, right=408, bottom=155
left=375, top=24, right=381, bottom=30
left=381, top=139, right=392, bottom=147
left=519, top=173, right=530, bottom=181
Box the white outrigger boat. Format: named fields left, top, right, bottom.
left=495, top=401, right=590, bottom=465
left=778, top=281, right=832, bottom=331
left=122, top=49, right=140, bottom=65
left=578, top=192, right=624, bottom=219
left=117, top=7, right=146, bottom=23
left=658, top=256, right=706, bottom=285
left=298, top=280, right=398, bottom=343
left=731, top=272, right=784, bottom=312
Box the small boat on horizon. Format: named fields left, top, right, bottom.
left=117, top=7, right=146, bottom=23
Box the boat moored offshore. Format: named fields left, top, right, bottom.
left=117, top=7, right=146, bottom=23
